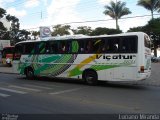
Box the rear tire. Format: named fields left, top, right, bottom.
left=25, top=68, right=34, bottom=80
left=84, top=70, right=98, bottom=85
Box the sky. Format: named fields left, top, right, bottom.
left=0, top=0, right=160, bottom=32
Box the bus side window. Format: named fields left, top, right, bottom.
left=85, top=40, right=93, bottom=53
left=71, top=40, right=79, bottom=53
left=24, top=43, right=35, bottom=54
left=50, top=41, right=58, bottom=54
left=46, top=42, right=50, bottom=54
left=39, top=42, right=46, bottom=54
left=110, top=38, right=120, bottom=53
left=113, top=44, right=118, bottom=51
left=129, top=37, right=137, bottom=53
left=93, top=38, right=105, bottom=53
left=65, top=41, right=72, bottom=53
left=14, top=44, right=23, bottom=60
left=1, top=49, right=6, bottom=58
left=122, top=38, right=130, bottom=53
left=60, top=41, right=66, bottom=53
left=93, top=39, right=102, bottom=53
left=78, top=40, right=85, bottom=53
left=120, top=36, right=137, bottom=53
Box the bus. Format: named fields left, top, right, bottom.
left=1, top=46, right=15, bottom=66
left=12, top=32, right=151, bottom=85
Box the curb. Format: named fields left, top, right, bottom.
left=0, top=72, right=18, bottom=74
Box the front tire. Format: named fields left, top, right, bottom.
left=25, top=68, right=34, bottom=80
left=84, top=70, right=98, bottom=85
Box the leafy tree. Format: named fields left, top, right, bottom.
left=127, top=26, right=145, bottom=32
left=6, top=14, right=20, bottom=44
left=128, top=18, right=160, bottom=56
left=72, top=26, right=92, bottom=35
left=0, top=8, right=6, bottom=18
left=91, top=27, right=122, bottom=36
left=52, top=25, right=71, bottom=36
left=137, top=0, right=160, bottom=19
left=0, top=8, right=7, bottom=31
left=13, top=30, right=31, bottom=43
left=1, top=31, right=10, bottom=40
left=103, top=1, right=131, bottom=30
left=6, top=15, right=20, bottom=31
left=0, top=22, right=7, bottom=31
left=32, top=31, right=40, bottom=40
left=0, top=8, right=7, bottom=39
left=0, top=7, right=20, bottom=43
left=144, top=18, right=160, bottom=56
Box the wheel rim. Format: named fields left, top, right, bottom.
left=27, top=69, right=33, bottom=78
left=86, top=73, right=96, bottom=84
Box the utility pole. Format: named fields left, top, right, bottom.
left=41, top=10, right=42, bottom=19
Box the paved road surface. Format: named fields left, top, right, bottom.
left=0, top=73, right=160, bottom=114
left=1, top=63, right=160, bottom=86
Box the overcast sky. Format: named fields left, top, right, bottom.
left=0, top=0, right=160, bottom=32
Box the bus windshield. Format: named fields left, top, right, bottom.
left=2, top=47, right=14, bottom=58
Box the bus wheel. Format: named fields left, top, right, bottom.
left=84, top=70, right=98, bottom=85
left=25, top=68, right=34, bottom=80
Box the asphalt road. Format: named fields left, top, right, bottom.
left=0, top=73, right=160, bottom=115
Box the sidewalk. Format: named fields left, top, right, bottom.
left=0, top=64, right=14, bottom=74
left=0, top=63, right=160, bottom=87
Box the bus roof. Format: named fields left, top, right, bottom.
left=15, top=32, right=146, bottom=45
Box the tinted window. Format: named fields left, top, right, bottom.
left=49, top=41, right=59, bottom=54
left=14, top=44, right=23, bottom=60
left=24, top=43, right=35, bottom=54
left=2, top=47, right=14, bottom=58
left=18, top=36, right=137, bottom=55
left=144, top=35, right=151, bottom=48
left=106, top=37, right=121, bottom=53
left=77, top=40, right=85, bottom=53
left=35, top=42, right=47, bottom=54
left=93, top=39, right=105, bottom=53
left=120, top=36, right=138, bottom=53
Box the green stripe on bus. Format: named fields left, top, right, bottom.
left=69, top=65, right=119, bottom=77
left=34, top=55, right=61, bottom=74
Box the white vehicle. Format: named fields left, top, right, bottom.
left=13, top=32, right=151, bottom=85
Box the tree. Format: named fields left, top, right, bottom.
left=0, top=8, right=7, bottom=31
left=103, top=1, right=131, bottom=30
left=6, top=14, right=20, bottom=44
left=0, top=22, right=7, bottom=31
left=32, top=31, right=40, bottom=40
left=127, top=26, right=145, bottom=32
left=0, top=8, right=6, bottom=18
left=0, top=8, right=7, bottom=39
left=72, top=26, right=92, bottom=35
left=6, top=15, right=20, bottom=31
left=12, top=30, right=31, bottom=43
left=128, top=18, right=160, bottom=57
left=91, top=27, right=122, bottom=36
left=137, top=0, right=160, bottom=19
left=144, top=18, right=160, bottom=56
left=52, top=25, right=71, bottom=36
left=0, top=7, right=20, bottom=43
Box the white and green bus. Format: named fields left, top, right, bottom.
left=13, top=32, right=151, bottom=85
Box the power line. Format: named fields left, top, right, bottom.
left=24, top=13, right=160, bottom=31
left=3, top=0, right=145, bottom=22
